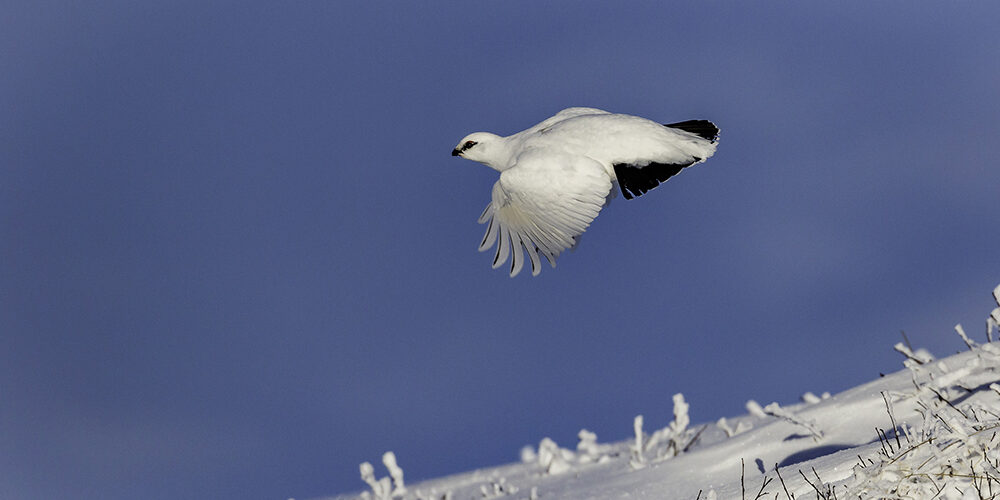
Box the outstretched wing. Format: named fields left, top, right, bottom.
left=477, top=153, right=612, bottom=277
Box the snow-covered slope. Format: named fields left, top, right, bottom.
left=329, top=285, right=1000, bottom=500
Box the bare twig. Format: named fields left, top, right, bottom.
left=812, top=468, right=835, bottom=500
left=797, top=469, right=822, bottom=499
left=876, top=427, right=890, bottom=457
left=901, top=330, right=914, bottom=351
left=753, top=475, right=773, bottom=500
left=742, top=457, right=746, bottom=500
left=798, top=468, right=833, bottom=500
left=881, top=391, right=903, bottom=449
left=928, top=387, right=969, bottom=419
left=877, top=427, right=895, bottom=455
left=683, top=424, right=709, bottom=453
left=887, top=436, right=936, bottom=465
left=774, top=464, right=793, bottom=500
left=764, top=402, right=824, bottom=440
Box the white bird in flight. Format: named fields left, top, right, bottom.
left=452, top=107, right=719, bottom=277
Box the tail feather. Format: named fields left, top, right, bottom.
left=664, top=120, right=719, bottom=143
left=613, top=159, right=697, bottom=200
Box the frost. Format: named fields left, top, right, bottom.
left=932, top=364, right=973, bottom=390
left=716, top=417, right=751, bottom=437
left=745, top=399, right=766, bottom=418
left=628, top=415, right=645, bottom=470
left=631, top=394, right=702, bottom=465
left=479, top=477, right=517, bottom=498
left=989, top=285, right=1000, bottom=342
left=842, top=295, right=1000, bottom=499
left=844, top=370, right=1000, bottom=498
left=575, top=429, right=610, bottom=464
left=670, top=393, right=690, bottom=435
left=894, top=342, right=934, bottom=365
left=763, top=401, right=824, bottom=439
left=359, top=461, right=392, bottom=500
left=382, top=452, right=406, bottom=497
left=358, top=452, right=406, bottom=499
left=536, top=437, right=572, bottom=475
left=576, top=429, right=599, bottom=456
left=801, top=391, right=821, bottom=404
left=955, top=323, right=978, bottom=350
left=519, top=446, right=536, bottom=464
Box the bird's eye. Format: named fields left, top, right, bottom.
left=462, top=141, right=477, bottom=151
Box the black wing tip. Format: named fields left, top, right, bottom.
left=613, top=160, right=695, bottom=199
left=664, top=120, right=719, bottom=143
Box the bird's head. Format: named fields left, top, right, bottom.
left=451, top=132, right=503, bottom=167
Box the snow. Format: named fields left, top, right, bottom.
left=325, top=285, right=1000, bottom=500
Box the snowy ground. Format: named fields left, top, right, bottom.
left=327, top=285, right=1000, bottom=500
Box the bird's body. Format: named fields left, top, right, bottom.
left=453, top=107, right=719, bottom=277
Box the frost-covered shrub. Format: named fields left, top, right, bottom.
left=358, top=452, right=407, bottom=499
left=479, top=477, right=518, bottom=498
left=988, top=285, right=1000, bottom=342
left=715, top=417, right=751, bottom=438
left=762, top=401, right=823, bottom=440
left=845, top=384, right=1000, bottom=498
left=843, top=292, right=1000, bottom=499
left=359, top=461, right=392, bottom=500
left=628, top=415, right=645, bottom=470
left=382, top=452, right=406, bottom=497
left=536, top=437, right=573, bottom=475
left=745, top=399, right=766, bottom=418
left=576, top=429, right=611, bottom=464
left=518, top=445, right=537, bottom=464
left=630, top=393, right=702, bottom=469
left=529, top=430, right=614, bottom=474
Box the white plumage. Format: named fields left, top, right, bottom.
left=452, top=107, right=719, bottom=277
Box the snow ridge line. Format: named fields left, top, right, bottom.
left=342, top=283, right=1000, bottom=500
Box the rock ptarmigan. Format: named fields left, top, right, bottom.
left=452, top=107, right=719, bottom=277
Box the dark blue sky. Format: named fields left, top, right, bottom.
left=3, top=2, right=999, bottom=499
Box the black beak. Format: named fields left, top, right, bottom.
left=451, top=148, right=461, bottom=157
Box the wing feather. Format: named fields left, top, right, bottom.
left=524, top=242, right=541, bottom=276
left=478, top=211, right=498, bottom=251
left=493, top=223, right=511, bottom=269
left=477, top=152, right=612, bottom=277
left=509, top=231, right=526, bottom=277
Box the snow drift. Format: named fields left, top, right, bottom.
left=328, top=284, right=1000, bottom=500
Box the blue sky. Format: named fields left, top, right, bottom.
left=2, top=2, right=999, bottom=499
